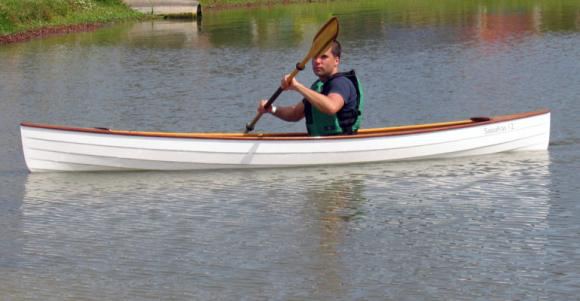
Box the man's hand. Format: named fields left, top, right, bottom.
left=280, top=74, right=301, bottom=91
left=257, top=99, right=274, bottom=114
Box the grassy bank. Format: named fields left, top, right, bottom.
left=0, top=0, right=143, bottom=36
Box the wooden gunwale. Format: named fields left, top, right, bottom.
left=20, top=109, right=549, bottom=141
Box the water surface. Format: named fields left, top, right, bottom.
left=1, top=0, right=579, bottom=299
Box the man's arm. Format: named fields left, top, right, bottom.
left=259, top=100, right=305, bottom=122
left=282, top=75, right=344, bottom=115
left=293, top=84, right=344, bottom=115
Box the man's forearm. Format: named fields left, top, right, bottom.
left=272, top=104, right=303, bottom=122
left=293, top=83, right=342, bottom=115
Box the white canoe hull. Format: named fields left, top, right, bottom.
left=20, top=110, right=550, bottom=172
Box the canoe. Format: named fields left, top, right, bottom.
left=20, top=109, right=550, bottom=173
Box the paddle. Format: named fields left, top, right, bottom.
left=244, top=17, right=340, bottom=133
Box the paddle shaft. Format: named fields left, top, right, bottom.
left=245, top=68, right=300, bottom=133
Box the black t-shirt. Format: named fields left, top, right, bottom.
left=324, top=76, right=358, bottom=112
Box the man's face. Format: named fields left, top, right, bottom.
left=311, top=47, right=339, bottom=79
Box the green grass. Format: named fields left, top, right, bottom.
left=0, top=0, right=143, bottom=36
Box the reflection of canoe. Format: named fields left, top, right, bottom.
left=20, top=109, right=550, bottom=173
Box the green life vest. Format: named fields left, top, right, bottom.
left=303, top=70, right=364, bottom=136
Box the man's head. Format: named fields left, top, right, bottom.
left=312, top=40, right=342, bottom=81
left=329, top=40, right=342, bottom=58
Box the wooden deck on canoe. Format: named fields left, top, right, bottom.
left=20, top=109, right=549, bottom=141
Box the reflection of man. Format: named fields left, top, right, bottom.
left=257, top=40, right=364, bottom=136
left=306, top=176, right=365, bottom=297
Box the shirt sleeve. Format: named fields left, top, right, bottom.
left=327, top=77, right=357, bottom=110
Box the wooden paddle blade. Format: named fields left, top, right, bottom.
left=308, top=17, right=340, bottom=60
left=295, top=17, right=340, bottom=70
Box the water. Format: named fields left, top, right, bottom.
left=1, top=0, right=580, bottom=299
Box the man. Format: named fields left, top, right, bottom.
left=257, top=40, right=363, bottom=136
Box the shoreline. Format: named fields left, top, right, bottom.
left=0, top=0, right=318, bottom=45
left=0, top=23, right=106, bottom=45
left=0, top=0, right=145, bottom=45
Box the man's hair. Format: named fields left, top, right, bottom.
left=330, top=40, right=342, bottom=58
